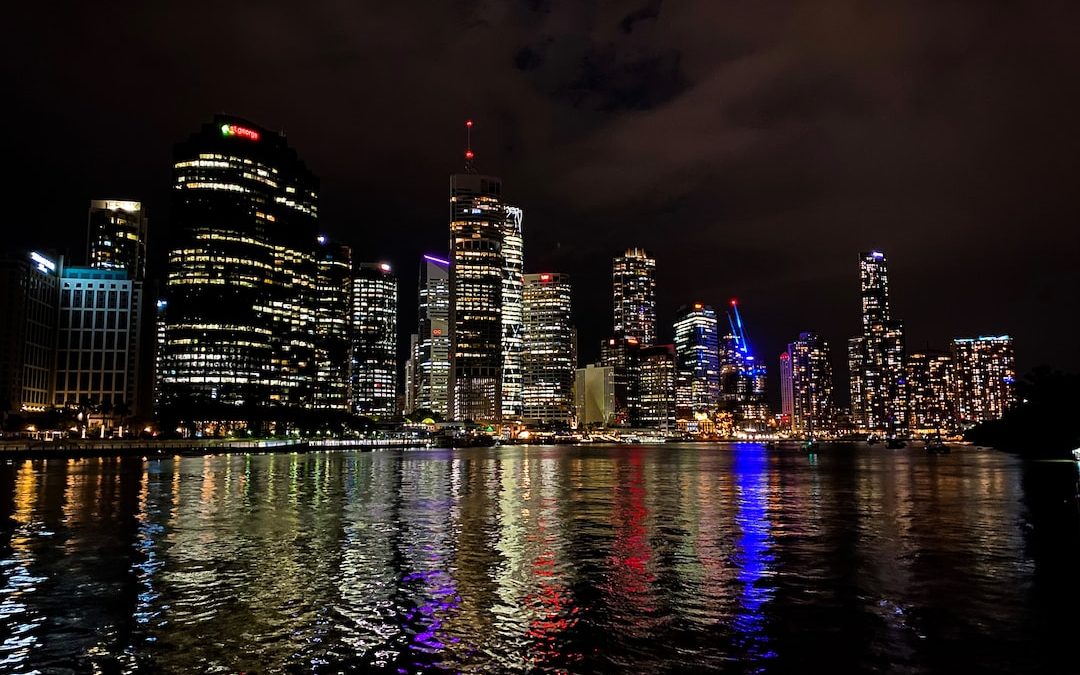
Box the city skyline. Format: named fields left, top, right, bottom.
left=4, top=3, right=1076, bottom=388
left=4, top=124, right=1029, bottom=419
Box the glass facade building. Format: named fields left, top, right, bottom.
left=313, top=237, right=352, bottom=411
left=0, top=250, right=60, bottom=415
left=522, top=273, right=575, bottom=425
left=351, top=263, right=398, bottom=418
left=160, top=115, right=319, bottom=416
left=413, top=254, right=451, bottom=418
left=612, top=248, right=656, bottom=344
left=501, top=206, right=524, bottom=420
left=448, top=173, right=505, bottom=422
left=673, top=303, right=720, bottom=419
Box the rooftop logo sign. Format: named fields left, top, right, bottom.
left=221, top=124, right=260, bottom=141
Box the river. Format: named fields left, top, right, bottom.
left=0, top=444, right=1076, bottom=673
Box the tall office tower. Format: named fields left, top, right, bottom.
left=521, top=273, right=576, bottom=425
left=907, top=351, right=954, bottom=434
left=849, top=250, right=908, bottom=436
left=575, top=364, right=616, bottom=428
left=448, top=127, right=506, bottom=422
left=612, top=248, right=657, bottom=344
left=53, top=267, right=143, bottom=427
left=415, top=254, right=451, bottom=417
left=951, top=336, right=1016, bottom=428
left=313, top=237, right=352, bottom=411
left=0, top=250, right=60, bottom=416
left=160, top=116, right=319, bottom=419
left=87, top=200, right=148, bottom=280
left=601, top=336, right=641, bottom=425
left=501, top=206, right=524, bottom=420
left=351, top=263, right=398, bottom=418
left=673, top=303, right=720, bottom=419
left=779, top=351, right=794, bottom=428
left=787, top=332, right=834, bottom=437
left=636, top=344, right=676, bottom=429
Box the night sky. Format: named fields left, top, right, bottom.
left=4, top=1, right=1078, bottom=401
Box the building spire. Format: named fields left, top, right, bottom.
left=464, top=119, right=476, bottom=173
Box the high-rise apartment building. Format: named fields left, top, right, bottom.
left=501, top=205, right=524, bottom=420
left=612, top=248, right=657, bottom=344
left=313, top=237, right=352, bottom=411
left=87, top=200, right=148, bottom=280
left=787, top=332, right=834, bottom=436
left=351, top=263, right=398, bottom=418
left=522, top=273, right=575, bottom=425
left=849, top=251, right=908, bottom=436
left=951, top=336, right=1016, bottom=427
left=673, top=303, right=720, bottom=419
left=160, top=116, right=319, bottom=418
left=847, top=337, right=866, bottom=429
left=448, top=172, right=505, bottom=422
left=779, top=351, right=794, bottom=428
left=412, top=254, right=451, bottom=418
left=0, top=250, right=60, bottom=416
left=907, top=351, right=954, bottom=434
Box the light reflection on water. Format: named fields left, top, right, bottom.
left=0, top=445, right=1075, bottom=673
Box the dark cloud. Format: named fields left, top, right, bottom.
left=2, top=0, right=1077, bottom=402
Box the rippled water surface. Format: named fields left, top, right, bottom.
left=1, top=444, right=1078, bottom=673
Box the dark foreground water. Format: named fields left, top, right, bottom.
left=1, top=444, right=1078, bottom=674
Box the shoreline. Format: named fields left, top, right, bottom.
left=0, top=437, right=428, bottom=460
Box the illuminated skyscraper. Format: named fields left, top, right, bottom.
left=787, top=332, right=834, bottom=436
left=907, top=351, right=954, bottom=434
left=601, top=336, right=640, bottom=426
left=351, top=263, right=398, bottom=418
left=636, top=344, right=676, bottom=429
left=779, top=351, right=794, bottom=428
left=313, top=237, right=352, bottom=411
left=448, top=156, right=506, bottom=422
left=849, top=250, right=908, bottom=436
left=522, top=273, right=575, bottom=424
left=501, top=205, right=524, bottom=420
left=413, top=254, right=451, bottom=418
left=612, top=248, right=656, bottom=344
left=951, top=336, right=1015, bottom=427
left=160, top=115, right=319, bottom=418
left=673, top=303, right=720, bottom=419
left=54, top=266, right=144, bottom=427
left=860, top=250, right=890, bottom=332
left=87, top=200, right=148, bottom=280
